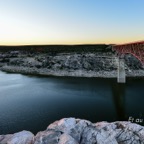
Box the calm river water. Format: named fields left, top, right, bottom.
left=0, top=71, right=144, bottom=134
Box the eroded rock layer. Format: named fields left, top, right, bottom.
left=0, top=51, right=144, bottom=77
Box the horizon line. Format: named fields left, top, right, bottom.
left=0, top=40, right=143, bottom=47
left=0, top=43, right=112, bottom=47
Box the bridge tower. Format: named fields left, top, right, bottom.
left=117, top=57, right=126, bottom=83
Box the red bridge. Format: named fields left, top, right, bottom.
left=112, top=41, right=144, bottom=65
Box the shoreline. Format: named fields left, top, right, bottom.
left=1, top=65, right=144, bottom=78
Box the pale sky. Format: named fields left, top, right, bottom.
left=0, top=0, right=144, bottom=45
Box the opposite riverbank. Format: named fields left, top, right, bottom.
left=0, top=51, right=144, bottom=78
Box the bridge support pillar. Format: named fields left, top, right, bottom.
left=117, top=58, right=126, bottom=83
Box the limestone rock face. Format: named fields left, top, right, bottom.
left=0, top=118, right=144, bottom=144
left=0, top=131, right=34, bottom=144
left=34, top=118, right=144, bottom=144
left=1, top=51, right=144, bottom=77
left=58, top=134, right=79, bottom=144
left=0, top=134, right=13, bottom=143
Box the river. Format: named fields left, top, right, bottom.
left=0, top=71, right=144, bottom=134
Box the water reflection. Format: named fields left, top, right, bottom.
left=112, top=83, right=126, bottom=120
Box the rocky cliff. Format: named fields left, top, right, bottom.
left=0, top=118, right=144, bottom=144
left=0, top=51, right=144, bottom=77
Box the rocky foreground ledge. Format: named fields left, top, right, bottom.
left=0, top=118, right=144, bottom=144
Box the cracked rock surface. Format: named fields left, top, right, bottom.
left=0, top=51, right=144, bottom=77
left=0, top=118, right=144, bottom=144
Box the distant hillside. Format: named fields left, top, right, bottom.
left=0, top=44, right=111, bottom=53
